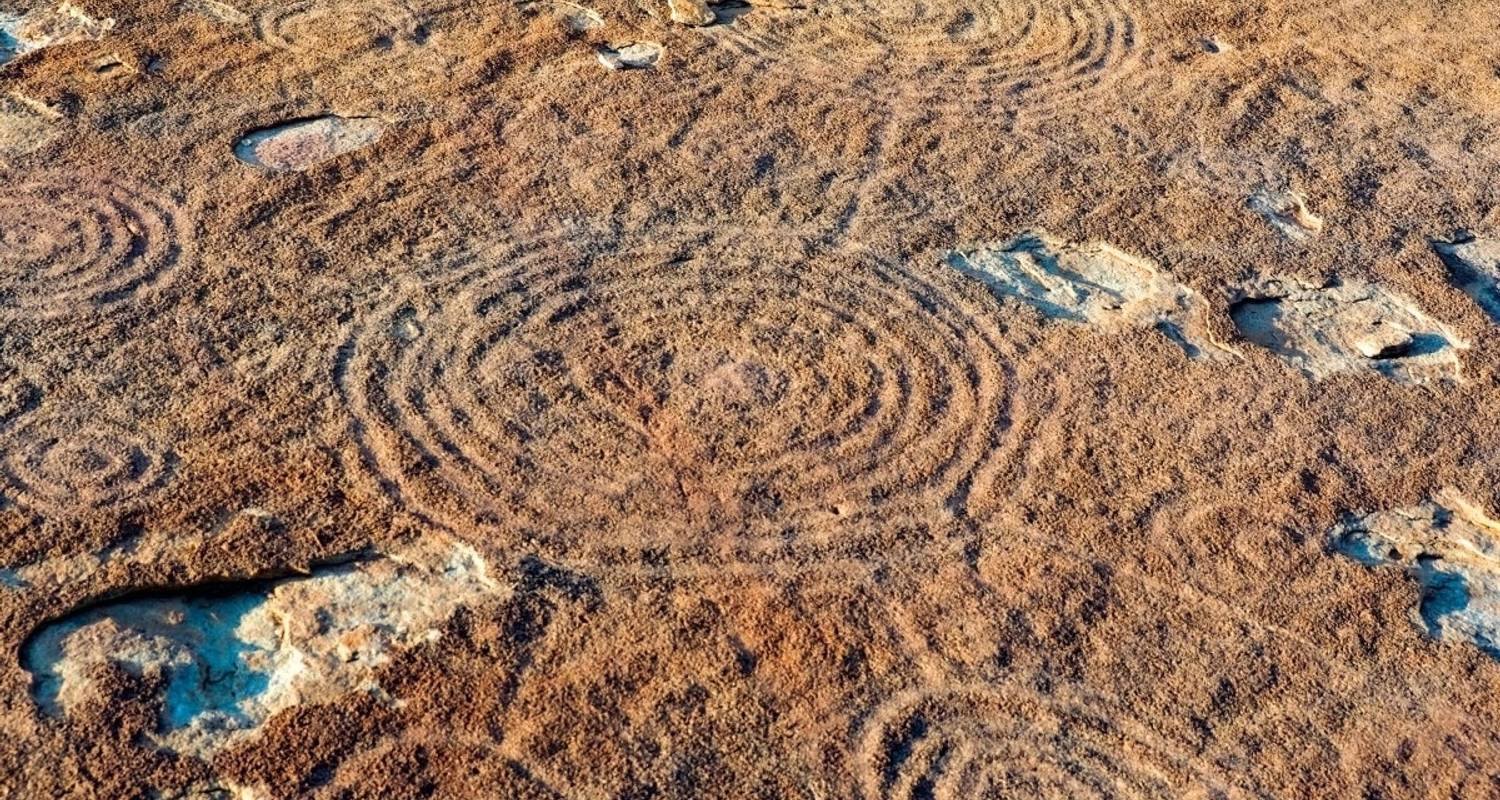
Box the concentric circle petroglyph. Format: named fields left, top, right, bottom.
left=708, top=0, right=1138, bottom=118
left=857, top=684, right=1239, bottom=799
left=254, top=0, right=421, bottom=55
left=337, top=231, right=1024, bottom=564
left=0, top=414, right=168, bottom=516
left=0, top=171, right=185, bottom=319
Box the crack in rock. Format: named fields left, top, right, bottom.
left=23, top=540, right=501, bottom=757
left=1331, top=490, right=1500, bottom=660
left=1228, top=278, right=1466, bottom=385
left=944, top=230, right=1234, bottom=359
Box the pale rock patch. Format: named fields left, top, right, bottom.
left=596, top=41, right=662, bottom=70
left=520, top=0, right=604, bottom=32
left=0, top=92, right=61, bottom=159
left=1249, top=187, right=1323, bottom=241
left=556, top=0, right=604, bottom=30
left=1229, top=277, right=1466, bottom=384
left=1331, top=490, right=1500, bottom=659
left=944, top=230, right=1233, bottom=359
left=182, top=0, right=250, bottom=26
left=1200, top=36, right=1233, bottom=54
left=0, top=2, right=113, bottom=66
left=233, top=115, right=388, bottom=171
left=669, top=0, right=716, bottom=26
left=1433, top=233, right=1500, bottom=322
left=23, top=540, right=502, bottom=756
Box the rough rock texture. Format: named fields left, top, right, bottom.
left=944, top=231, right=1231, bottom=359
left=1229, top=279, right=1467, bottom=384
left=5, top=0, right=1500, bottom=797
left=1331, top=491, right=1500, bottom=659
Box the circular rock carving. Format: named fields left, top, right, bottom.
left=337, top=231, right=1019, bottom=565
left=1, top=415, right=169, bottom=515
left=255, top=0, right=421, bottom=55
left=712, top=0, right=1138, bottom=118
left=858, top=685, right=1239, bottom=799
left=0, top=172, right=185, bottom=319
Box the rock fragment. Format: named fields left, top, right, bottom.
left=1229, top=278, right=1466, bottom=384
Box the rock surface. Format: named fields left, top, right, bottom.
left=7, top=0, right=1500, bottom=795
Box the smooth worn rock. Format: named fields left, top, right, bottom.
left=233, top=115, right=388, bottom=171
left=1332, top=490, right=1500, bottom=659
